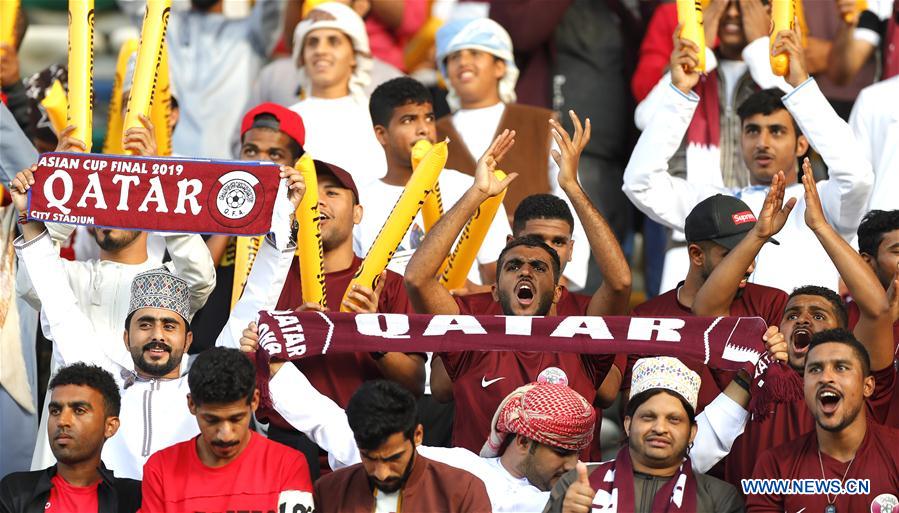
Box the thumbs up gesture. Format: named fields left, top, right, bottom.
left=561, top=462, right=596, bottom=513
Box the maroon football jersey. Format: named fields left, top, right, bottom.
left=442, top=288, right=610, bottom=460
left=726, top=365, right=895, bottom=487
left=746, top=422, right=899, bottom=513
left=270, top=256, right=414, bottom=430
left=438, top=350, right=611, bottom=461
left=625, top=283, right=789, bottom=412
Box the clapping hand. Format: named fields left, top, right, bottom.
left=472, top=130, right=518, bottom=198
left=550, top=110, right=591, bottom=193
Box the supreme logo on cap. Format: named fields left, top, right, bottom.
left=732, top=211, right=756, bottom=225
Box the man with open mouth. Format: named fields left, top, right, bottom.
left=404, top=115, right=629, bottom=461
left=287, top=2, right=388, bottom=185
left=691, top=160, right=897, bottom=488
left=747, top=329, right=899, bottom=512
left=270, top=157, right=426, bottom=481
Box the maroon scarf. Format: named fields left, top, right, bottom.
left=252, top=311, right=801, bottom=417
left=587, top=446, right=698, bottom=512
left=27, top=152, right=281, bottom=235
left=686, top=72, right=721, bottom=149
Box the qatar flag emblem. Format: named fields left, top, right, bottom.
left=872, top=493, right=899, bottom=513
left=209, top=170, right=267, bottom=228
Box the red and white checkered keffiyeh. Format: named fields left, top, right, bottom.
left=479, top=382, right=596, bottom=458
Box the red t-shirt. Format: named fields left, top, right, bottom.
left=846, top=299, right=899, bottom=356
left=47, top=474, right=99, bottom=513
left=140, top=431, right=313, bottom=513
left=746, top=422, right=899, bottom=513
left=725, top=364, right=896, bottom=488
left=273, top=255, right=414, bottom=421
left=626, top=283, right=789, bottom=412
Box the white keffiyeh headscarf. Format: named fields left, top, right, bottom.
left=292, top=2, right=373, bottom=105
left=435, top=17, right=519, bottom=112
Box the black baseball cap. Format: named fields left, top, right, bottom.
left=685, top=194, right=779, bottom=249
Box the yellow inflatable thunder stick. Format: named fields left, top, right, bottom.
left=150, top=42, right=172, bottom=156
left=842, top=0, right=868, bottom=23
left=0, top=0, right=19, bottom=82
left=230, top=235, right=263, bottom=310
left=294, top=153, right=327, bottom=308
left=342, top=141, right=448, bottom=311
left=676, top=0, right=705, bottom=72
left=103, top=38, right=138, bottom=154
left=439, top=170, right=508, bottom=290
left=412, top=140, right=445, bottom=231
left=41, top=80, right=69, bottom=136
left=123, top=0, right=171, bottom=154
left=67, top=0, right=94, bottom=152
left=770, top=0, right=795, bottom=76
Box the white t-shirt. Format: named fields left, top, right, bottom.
left=353, top=168, right=512, bottom=285
left=289, top=96, right=387, bottom=184
left=374, top=489, right=400, bottom=513
left=451, top=102, right=506, bottom=161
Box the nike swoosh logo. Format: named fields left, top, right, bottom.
left=796, top=508, right=806, bottom=513
left=481, top=377, right=505, bottom=388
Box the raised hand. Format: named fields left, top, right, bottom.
left=8, top=165, right=37, bottom=213
left=54, top=125, right=87, bottom=153
left=122, top=114, right=158, bottom=157
left=473, top=130, right=518, bottom=198
left=342, top=270, right=387, bottom=313
left=771, top=17, right=810, bottom=87
left=752, top=170, right=796, bottom=240
left=550, top=110, right=591, bottom=192
left=280, top=165, right=307, bottom=209
left=561, top=462, right=595, bottom=513
left=800, top=158, right=828, bottom=232
left=670, top=25, right=702, bottom=94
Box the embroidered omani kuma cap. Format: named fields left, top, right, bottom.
left=128, top=267, right=191, bottom=323
left=630, top=357, right=701, bottom=411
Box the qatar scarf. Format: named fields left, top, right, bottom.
left=587, top=446, right=698, bottom=513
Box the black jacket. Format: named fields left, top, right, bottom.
left=0, top=463, right=141, bottom=513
